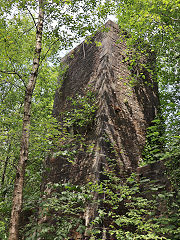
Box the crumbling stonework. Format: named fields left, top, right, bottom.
left=49, top=20, right=159, bottom=185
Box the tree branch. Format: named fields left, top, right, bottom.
left=4, top=45, right=27, bottom=89
left=39, top=38, right=59, bottom=65
left=19, top=25, right=35, bottom=38
left=25, top=6, right=37, bottom=28
left=0, top=71, right=26, bottom=91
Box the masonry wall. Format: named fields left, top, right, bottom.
left=47, top=20, right=159, bottom=186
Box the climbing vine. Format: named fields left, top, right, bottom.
left=142, top=115, right=165, bottom=165
left=62, top=91, right=97, bottom=133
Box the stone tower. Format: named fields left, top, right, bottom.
left=50, top=20, right=159, bottom=184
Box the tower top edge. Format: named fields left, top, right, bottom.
left=61, top=20, right=119, bottom=63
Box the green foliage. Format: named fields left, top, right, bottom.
left=164, top=137, right=180, bottom=188
left=116, top=1, right=179, bottom=123
left=116, top=4, right=180, bottom=234
left=153, top=191, right=180, bottom=240
left=116, top=0, right=180, bottom=164
left=142, top=116, right=165, bottom=165
left=90, top=171, right=161, bottom=239
left=0, top=187, right=12, bottom=240
left=17, top=89, right=97, bottom=238
left=0, top=59, right=61, bottom=239
left=50, top=90, right=97, bottom=164
left=142, top=114, right=180, bottom=188
left=23, top=182, right=91, bottom=240
left=62, top=90, right=97, bottom=133
left=26, top=168, right=180, bottom=240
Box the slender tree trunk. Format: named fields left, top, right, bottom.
left=1, top=143, right=11, bottom=187
left=8, top=1, right=44, bottom=240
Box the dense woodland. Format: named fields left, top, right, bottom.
left=0, top=0, right=179, bottom=239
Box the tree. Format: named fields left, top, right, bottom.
left=0, top=1, right=113, bottom=239
left=6, top=2, right=44, bottom=239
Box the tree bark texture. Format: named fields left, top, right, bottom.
left=8, top=1, right=44, bottom=240
left=1, top=143, right=11, bottom=187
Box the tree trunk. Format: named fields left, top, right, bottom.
left=8, top=1, right=44, bottom=240
left=1, top=143, right=11, bottom=187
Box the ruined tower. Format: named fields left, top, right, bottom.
left=49, top=20, right=159, bottom=184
